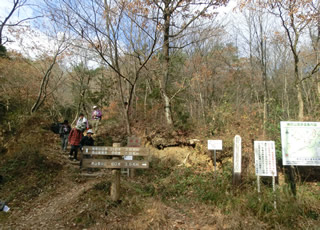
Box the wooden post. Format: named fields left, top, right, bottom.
left=213, top=150, right=216, bottom=174
left=127, top=136, right=141, bottom=178
left=272, top=176, right=277, bottom=209
left=111, top=143, right=121, bottom=201
left=288, top=165, right=297, bottom=196
left=257, top=175, right=261, bottom=201
left=129, top=168, right=135, bottom=178
left=233, top=135, right=242, bottom=186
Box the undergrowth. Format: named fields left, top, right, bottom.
left=80, top=158, right=320, bottom=229
left=0, top=144, right=62, bottom=202
left=0, top=116, right=63, bottom=223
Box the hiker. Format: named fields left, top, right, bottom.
left=76, top=113, right=89, bottom=132
left=79, top=129, right=95, bottom=172
left=59, top=120, right=71, bottom=152
left=80, top=129, right=95, bottom=149
left=68, top=124, right=83, bottom=161
left=91, top=105, right=102, bottom=134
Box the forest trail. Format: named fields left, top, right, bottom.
left=8, top=179, right=97, bottom=229
left=1, top=143, right=220, bottom=230
left=1, top=146, right=105, bottom=230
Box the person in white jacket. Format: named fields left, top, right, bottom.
left=76, top=113, right=89, bottom=132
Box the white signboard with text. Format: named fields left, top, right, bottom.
left=254, top=141, right=277, bottom=177
left=281, top=121, right=320, bottom=166
left=233, top=135, right=242, bottom=173
left=208, top=140, right=223, bottom=150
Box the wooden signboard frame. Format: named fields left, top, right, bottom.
left=81, top=146, right=150, bottom=169
left=82, top=146, right=149, bottom=156
left=82, top=143, right=150, bottom=202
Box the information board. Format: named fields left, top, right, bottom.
left=281, top=121, right=320, bottom=166
left=208, top=140, right=223, bottom=150
left=254, top=141, right=277, bottom=176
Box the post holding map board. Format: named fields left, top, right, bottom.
left=281, top=121, right=320, bottom=166
left=254, top=141, right=277, bottom=177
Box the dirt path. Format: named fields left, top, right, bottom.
left=4, top=172, right=98, bottom=230
left=1, top=146, right=222, bottom=229
left=1, top=140, right=103, bottom=230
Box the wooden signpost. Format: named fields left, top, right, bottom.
left=82, top=143, right=149, bottom=201
left=82, top=146, right=149, bottom=157
left=82, top=159, right=149, bottom=169
left=111, top=143, right=121, bottom=201
left=233, top=135, right=242, bottom=186
left=126, top=136, right=142, bottom=178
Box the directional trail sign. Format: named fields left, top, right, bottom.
left=82, top=146, right=150, bottom=169
left=82, top=159, right=149, bottom=169
left=83, top=146, right=149, bottom=156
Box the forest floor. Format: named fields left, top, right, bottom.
left=0, top=121, right=319, bottom=230
left=0, top=136, right=244, bottom=230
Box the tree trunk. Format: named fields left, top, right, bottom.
left=161, top=2, right=173, bottom=126
left=163, top=87, right=173, bottom=126
left=144, top=79, right=148, bottom=119
left=31, top=63, right=54, bottom=114
left=294, top=56, right=304, bottom=120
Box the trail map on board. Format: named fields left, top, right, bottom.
left=280, top=121, right=320, bottom=166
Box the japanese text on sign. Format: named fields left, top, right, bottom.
left=208, top=140, right=223, bottom=150
left=233, top=135, right=242, bottom=173
left=281, top=121, right=320, bottom=166
left=254, top=141, right=277, bottom=177
left=83, top=146, right=148, bottom=156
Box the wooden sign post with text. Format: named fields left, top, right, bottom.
left=126, top=136, right=142, bottom=178
left=82, top=144, right=149, bottom=201
left=111, top=143, right=121, bottom=202
left=233, top=135, right=242, bottom=186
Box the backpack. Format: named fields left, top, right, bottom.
left=50, top=122, right=62, bottom=134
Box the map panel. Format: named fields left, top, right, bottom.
left=281, top=121, right=320, bottom=166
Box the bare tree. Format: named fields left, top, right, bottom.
left=148, top=0, right=229, bottom=126
left=30, top=34, right=68, bottom=114
left=240, top=2, right=271, bottom=136
left=0, top=0, right=41, bottom=46
left=44, top=0, right=160, bottom=135
left=68, top=61, right=96, bottom=125
left=270, top=0, right=319, bottom=120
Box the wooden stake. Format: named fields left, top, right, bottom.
left=288, top=165, right=297, bottom=196
left=233, top=173, right=241, bottom=186
left=111, top=143, right=121, bottom=201
left=257, top=176, right=261, bottom=201
left=272, top=176, right=277, bottom=209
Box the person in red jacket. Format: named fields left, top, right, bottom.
left=68, top=124, right=83, bottom=161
